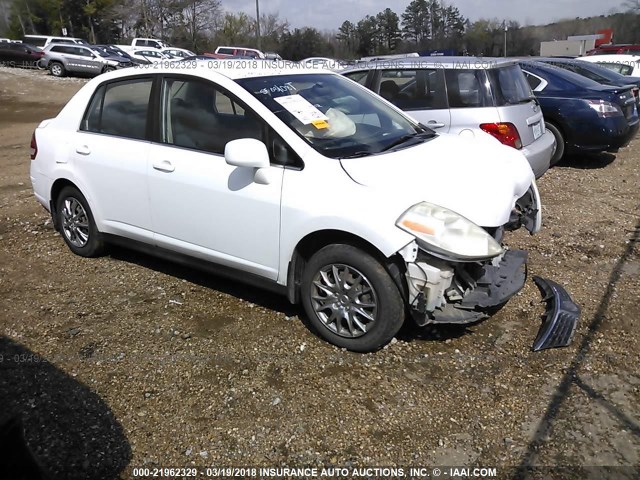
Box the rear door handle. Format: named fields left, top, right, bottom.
left=153, top=160, right=175, bottom=173
left=426, top=121, right=446, bottom=129
left=75, top=145, right=91, bottom=155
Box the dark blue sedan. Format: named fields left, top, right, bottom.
left=519, top=60, right=639, bottom=166
left=535, top=57, right=640, bottom=105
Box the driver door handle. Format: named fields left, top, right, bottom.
left=427, top=121, right=446, bottom=129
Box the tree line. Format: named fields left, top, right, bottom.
left=1, top=0, right=639, bottom=59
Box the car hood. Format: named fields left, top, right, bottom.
left=339, top=133, right=535, bottom=228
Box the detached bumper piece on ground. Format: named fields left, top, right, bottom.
left=532, top=276, right=581, bottom=351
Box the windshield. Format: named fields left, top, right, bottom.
left=94, top=48, right=112, bottom=58
left=487, top=65, right=534, bottom=105
left=237, top=73, right=432, bottom=158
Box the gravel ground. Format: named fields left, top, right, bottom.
left=0, top=66, right=639, bottom=480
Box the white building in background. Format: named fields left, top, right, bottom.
left=540, top=34, right=603, bottom=57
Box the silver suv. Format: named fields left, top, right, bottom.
left=342, top=57, right=555, bottom=178
left=41, top=44, right=132, bottom=77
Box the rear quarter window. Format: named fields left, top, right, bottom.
left=343, top=71, right=369, bottom=86
left=523, top=72, right=543, bottom=90
left=81, top=78, right=153, bottom=140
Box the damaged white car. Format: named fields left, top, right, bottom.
left=29, top=62, right=541, bottom=352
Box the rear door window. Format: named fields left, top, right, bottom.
left=377, top=69, right=447, bottom=110
left=82, top=78, right=153, bottom=140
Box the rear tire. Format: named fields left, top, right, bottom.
left=56, top=186, right=104, bottom=257
left=49, top=61, right=65, bottom=77
left=301, top=244, right=405, bottom=352
left=546, top=122, right=565, bottom=167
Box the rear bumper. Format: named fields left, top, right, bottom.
left=521, top=130, right=555, bottom=179
left=568, top=116, right=639, bottom=154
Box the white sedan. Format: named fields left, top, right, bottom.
left=579, top=54, right=640, bottom=77
left=128, top=48, right=173, bottom=62
left=29, top=61, right=541, bottom=352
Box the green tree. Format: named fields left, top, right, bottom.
left=376, top=7, right=400, bottom=51
left=356, top=15, right=378, bottom=56
left=336, top=19, right=356, bottom=56
left=280, top=27, right=333, bottom=60
left=401, top=0, right=428, bottom=44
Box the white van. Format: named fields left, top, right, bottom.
left=23, top=35, right=87, bottom=48
left=214, top=46, right=265, bottom=59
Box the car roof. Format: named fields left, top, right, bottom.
left=95, top=60, right=333, bottom=81
left=579, top=54, right=640, bottom=63
left=344, top=56, right=519, bottom=70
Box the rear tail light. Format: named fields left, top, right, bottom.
left=586, top=99, right=623, bottom=118
left=30, top=131, right=38, bottom=160
left=479, top=122, right=522, bottom=149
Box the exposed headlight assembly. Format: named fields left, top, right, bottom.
left=396, top=202, right=504, bottom=262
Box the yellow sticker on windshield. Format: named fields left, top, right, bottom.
left=312, top=120, right=329, bottom=129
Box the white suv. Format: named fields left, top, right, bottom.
left=30, top=61, right=541, bottom=352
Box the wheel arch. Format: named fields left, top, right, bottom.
left=544, top=116, right=568, bottom=143
left=286, top=229, right=407, bottom=305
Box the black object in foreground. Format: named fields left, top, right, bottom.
left=532, top=276, right=581, bottom=351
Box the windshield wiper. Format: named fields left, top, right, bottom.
left=508, top=96, right=538, bottom=105
left=340, top=151, right=372, bottom=159
left=380, top=131, right=434, bottom=152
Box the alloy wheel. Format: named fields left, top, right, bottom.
left=310, top=263, right=378, bottom=338
left=61, top=197, right=90, bottom=248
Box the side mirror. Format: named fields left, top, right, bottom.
left=225, top=138, right=270, bottom=169
left=224, top=138, right=272, bottom=185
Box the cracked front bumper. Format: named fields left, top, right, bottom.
left=409, top=249, right=527, bottom=325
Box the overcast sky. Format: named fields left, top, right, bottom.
left=224, top=0, right=625, bottom=31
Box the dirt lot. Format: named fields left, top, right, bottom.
left=0, top=66, right=639, bottom=480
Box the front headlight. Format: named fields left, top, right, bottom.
left=396, top=202, right=504, bottom=262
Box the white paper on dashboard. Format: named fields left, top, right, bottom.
left=274, top=94, right=328, bottom=125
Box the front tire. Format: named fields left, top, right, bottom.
left=49, top=61, right=65, bottom=77
left=546, top=122, right=565, bottom=167
left=301, top=244, right=405, bottom=352
left=56, top=186, right=104, bottom=257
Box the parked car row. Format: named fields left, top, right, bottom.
left=7, top=42, right=638, bottom=175
left=0, top=35, right=196, bottom=77
left=339, top=56, right=639, bottom=167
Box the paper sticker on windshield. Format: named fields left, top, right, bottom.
left=311, top=120, right=329, bottom=129
left=274, top=94, right=328, bottom=125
